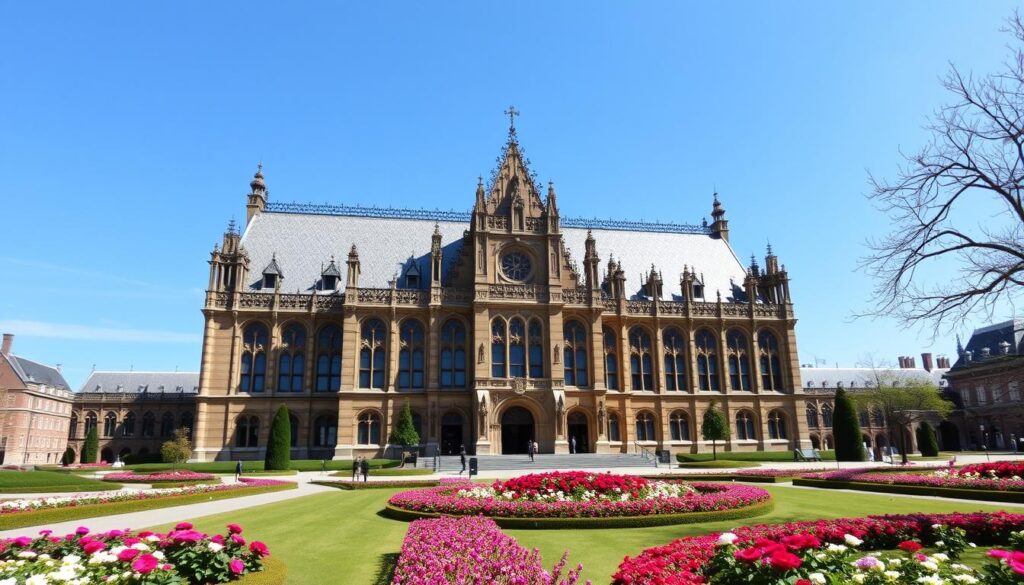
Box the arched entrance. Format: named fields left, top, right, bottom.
left=501, top=406, right=535, bottom=454
left=939, top=421, right=961, bottom=451
left=567, top=412, right=589, bottom=453
left=100, top=448, right=114, bottom=463
left=440, top=412, right=464, bottom=455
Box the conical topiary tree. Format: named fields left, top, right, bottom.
left=916, top=421, right=939, bottom=457
left=265, top=405, right=292, bottom=471
left=389, top=400, right=420, bottom=448
left=701, top=401, right=729, bottom=461
left=61, top=447, right=76, bottom=466
left=833, top=387, right=865, bottom=461
left=82, top=427, right=99, bottom=464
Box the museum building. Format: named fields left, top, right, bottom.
left=192, top=124, right=809, bottom=461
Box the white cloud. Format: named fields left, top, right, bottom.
left=0, top=320, right=200, bottom=343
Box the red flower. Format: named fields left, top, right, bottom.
left=174, top=522, right=193, bottom=530
left=897, top=540, right=922, bottom=552
left=227, top=523, right=243, bottom=534
left=82, top=540, right=106, bottom=554
left=767, top=550, right=802, bottom=571
left=796, top=580, right=812, bottom=585
left=132, top=553, right=160, bottom=574
left=250, top=540, right=270, bottom=557
left=734, top=547, right=763, bottom=563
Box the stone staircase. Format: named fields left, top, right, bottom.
left=433, top=453, right=657, bottom=473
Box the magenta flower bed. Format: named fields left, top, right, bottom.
left=0, top=523, right=270, bottom=584
left=613, top=511, right=1024, bottom=584
left=388, top=478, right=769, bottom=519
left=733, top=468, right=830, bottom=478
left=103, top=470, right=217, bottom=483
left=802, top=467, right=1024, bottom=491
left=391, top=516, right=586, bottom=584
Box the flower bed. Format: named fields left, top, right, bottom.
left=613, top=511, right=1024, bottom=585
left=0, top=522, right=271, bottom=584
left=951, top=460, right=1024, bottom=480
left=386, top=473, right=772, bottom=529
left=312, top=479, right=440, bottom=490
left=795, top=465, right=1024, bottom=502
left=391, top=516, right=584, bottom=584
left=102, top=470, right=217, bottom=483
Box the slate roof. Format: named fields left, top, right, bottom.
left=3, top=354, right=70, bottom=390
left=799, top=366, right=949, bottom=390
left=77, top=371, right=200, bottom=394
left=951, top=319, right=1024, bottom=370
left=240, top=211, right=750, bottom=301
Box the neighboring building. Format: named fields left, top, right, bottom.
left=0, top=333, right=74, bottom=465
left=945, top=319, right=1024, bottom=451
left=799, top=355, right=949, bottom=459
left=193, top=121, right=809, bottom=462
left=68, top=371, right=198, bottom=463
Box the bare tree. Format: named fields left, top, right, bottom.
left=862, top=12, right=1024, bottom=334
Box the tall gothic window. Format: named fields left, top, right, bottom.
left=767, top=411, right=787, bottom=440
left=663, top=328, right=687, bottom=391
left=235, top=416, right=259, bottom=448
left=726, top=330, right=751, bottom=391
left=142, top=412, right=155, bottom=437
left=398, top=320, right=425, bottom=389
left=603, top=327, right=619, bottom=390
left=314, top=415, right=337, bottom=447
left=491, top=319, right=507, bottom=378
left=629, top=327, right=653, bottom=390
left=669, top=411, right=691, bottom=441
left=359, top=318, right=387, bottom=389
left=528, top=319, right=544, bottom=378
left=440, top=319, right=467, bottom=388
left=608, top=412, right=621, bottom=442
left=563, top=320, right=588, bottom=387
left=736, top=411, right=757, bottom=441
left=240, top=322, right=269, bottom=393
left=84, top=412, right=97, bottom=436
left=695, top=329, right=720, bottom=391
left=757, top=330, right=784, bottom=391
left=315, top=325, right=343, bottom=392
left=103, top=412, right=117, bottom=437
left=509, top=318, right=526, bottom=378
left=277, top=324, right=306, bottom=392
left=806, top=404, right=819, bottom=427
left=289, top=414, right=300, bottom=448
left=357, top=411, right=381, bottom=445
left=160, top=413, right=174, bottom=438
left=69, top=414, right=78, bottom=439
left=821, top=404, right=834, bottom=427
left=635, top=412, right=656, bottom=442
left=859, top=410, right=870, bottom=427
left=122, top=412, right=136, bottom=437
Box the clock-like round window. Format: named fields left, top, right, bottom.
left=501, top=251, right=532, bottom=282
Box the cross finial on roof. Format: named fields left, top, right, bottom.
left=504, top=105, right=520, bottom=131
left=766, top=239, right=774, bottom=256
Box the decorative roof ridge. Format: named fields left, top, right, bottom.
left=264, top=201, right=710, bottom=235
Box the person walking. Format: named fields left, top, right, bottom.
left=234, top=460, right=242, bottom=481
left=528, top=439, right=535, bottom=462
left=360, top=457, right=369, bottom=482
left=459, top=444, right=467, bottom=475
left=570, top=436, right=576, bottom=454
left=351, top=457, right=360, bottom=481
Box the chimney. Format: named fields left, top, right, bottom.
left=1, top=333, right=11, bottom=356
left=907, top=356, right=916, bottom=368
left=897, top=356, right=907, bottom=368
left=921, top=352, right=934, bottom=372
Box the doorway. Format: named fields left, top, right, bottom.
left=440, top=412, right=463, bottom=455
left=501, top=406, right=535, bottom=454
left=567, top=412, right=589, bottom=453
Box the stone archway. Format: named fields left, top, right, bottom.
left=501, top=406, right=535, bottom=455
left=567, top=411, right=589, bottom=454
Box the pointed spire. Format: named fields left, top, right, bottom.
left=348, top=243, right=359, bottom=259
left=226, top=217, right=238, bottom=235
left=474, top=175, right=486, bottom=209
left=250, top=161, right=266, bottom=193
left=766, top=239, right=774, bottom=256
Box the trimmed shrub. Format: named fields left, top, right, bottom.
left=701, top=401, right=729, bottom=460
left=60, top=447, right=75, bottom=466
left=81, top=427, right=98, bottom=464
left=833, top=388, right=864, bottom=461
left=389, top=400, right=420, bottom=448
left=264, top=405, right=291, bottom=471
left=916, top=421, right=939, bottom=457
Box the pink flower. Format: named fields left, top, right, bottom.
left=132, top=553, right=160, bottom=574
left=229, top=558, right=245, bottom=574
left=231, top=533, right=246, bottom=546
left=82, top=540, right=106, bottom=554
left=117, top=548, right=140, bottom=561
left=227, top=523, right=243, bottom=534
left=75, top=526, right=90, bottom=535
left=174, top=522, right=193, bottom=530
left=249, top=541, right=270, bottom=557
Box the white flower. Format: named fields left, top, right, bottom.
left=827, top=544, right=848, bottom=553
left=717, top=532, right=738, bottom=546
left=916, top=575, right=943, bottom=585
left=809, top=572, right=826, bottom=584
left=932, top=553, right=949, bottom=562
left=17, top=551, right=37, bottom=559
left=952, top=576, right=978, bottom=584
left=921, top=561, right=939, bottom=572
left=884, top=571, right=900, bottom=581
left=852, top=574, right=865, bottom=584
left=207, top=542, right=224, bottom=552
left=26, top=576, right=48, bottom=585
left=845, top=534, right=864, bottom=547
left=0, top=579, right=16, bottom=585
left=932, top=524, right=943, bottom=529
left=935, top=541, right=944, bottom=547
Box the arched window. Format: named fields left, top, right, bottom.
left=871, top=409, right=884, bottom=427
left=669, top=411, right=691, bottom=441
left=180, top=413, right=193, bottom=440
left=103, top=412, right=117, bottom=437
left=726, top=330, right=751, bottom=391
left=84, top=412, right=98, bottom=436
left=411, top=412, right=423, bottom=440
left=628, top=327, right=653, bottom=390
left=314, top=415, right=337, bottom=447
left=277, top=324, right=306, bottom=392
left=440, top=319, right=467, bottom=388
left=316, top=325, right=343, bottom=392
left=768, top=411, right=787, bottom=440
left=821, top=404, right=834, bottom=427
left=235, top=416, right=259, bottom=448
left=810, top=434, right=821, bottom=449
left=357, top=412, right=381, bottom=445
left=289, top=414, right=300, bottom=448
left=491, top=319, right=507, bottom=378
left=603, top=328, right=619, bottom=390
left=160, top=413, right=175, bottom=438
left=563, top=320, right=589, bottom=387
left=757, top=331, right=784, bottom=391
left=359, top=319, right=387, bottom=389
left=509, top=318, right=526, bottom=377
left=805, top=404, right=819, bottom=427
left=663, top=328, right=687, bottom=391
left=635, top=412, right=656, bottom=442
left=240, top=322, right=269, bottom=393
left=69, top=414, right=78, bottom=439
left=736, top=411, right=757, bottom=441
left=608, top=412, right=621, bottom=442
left=528, top=319, right=544, bottom=378
left=142, top=412, right=155, bottom=437
left=122, top=412, right=136, bottom=437
left=858, top=410, right=870, bottom=427
left=695, top=330, right=720, bottom=391
left=398, top=320, right=425, bottom=389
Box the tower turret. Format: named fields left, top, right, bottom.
left=709, top=192, right=729, bottom=242
left=584, top=230, right=599, bottom=292
left=346, top=244, right=361, bottom=289
left=246, top=163, right=267, bottom=225
left=431, top=223, right=443, bottom=287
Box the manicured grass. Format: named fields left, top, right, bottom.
left=125, top=459, right=397, bottom=473
left=677, top=450, right=836, bottom=462
left=0, top=470, right=121, bottom=493
left=147, top=483, right=1015, bottom=585
left=676, top=460, right=759, bottom=469
left=330, top=468, right=433, bottom=477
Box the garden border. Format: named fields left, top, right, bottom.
left=235, top=557, right=287, bottom=585
left=312, top=480, right=440, bottom=490
left=793, top=477, right=1024, bottom=503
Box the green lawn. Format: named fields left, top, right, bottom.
left=124, top=459, right=397, bottom=473
left=0, top=470, right=120, bottom=493
left=677, top=450, right=836, bottom=463
left=146, top=484, right=1015, bottom=585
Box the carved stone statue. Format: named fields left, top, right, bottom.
left=553, top=344, right=560, bottom=364
left=478, top=343, right=485, bottom=364
left=598, top=400, right=606, bottom=428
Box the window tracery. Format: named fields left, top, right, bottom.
left=663, top=328, right=687, bottom=391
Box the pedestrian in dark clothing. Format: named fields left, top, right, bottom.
left=352, top=457, right=360, bottom=481
left=234, top=461, right=242, bottom=481
left=528, top=440, right=535, bottom=462
left=360, top=457, right=369, bottom=482
left=459, top=445, right=467, bottom=475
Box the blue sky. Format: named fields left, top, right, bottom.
left=1, top=1, right=1018, bottom=389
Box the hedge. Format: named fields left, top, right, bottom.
left=312, top=480, right=440, bottom=490
left=676, top=460, right=760, bottom=469
left=331, top=468, right=434, bottom=478
left=241, top=470, right=299, bottom=476
left=0, top=482, right=297, bottom=530
left=123, top=459, right=399, bottom=473
left=235, top=557, right=287, bottom=585
left=676, top=451, right=836, bottom=462
left=382, top=498, right=775, bottom=529
left=792, top=478, right=1024, bottom=504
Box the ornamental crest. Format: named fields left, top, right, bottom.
left=511, top=377, right=527, bottom=395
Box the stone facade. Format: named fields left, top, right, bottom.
left=0, top=334, right=74, bottom=465
left=193, top=126, right=810, bottom=462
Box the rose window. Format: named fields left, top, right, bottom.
left=501, top=252, right=532, bottom=281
